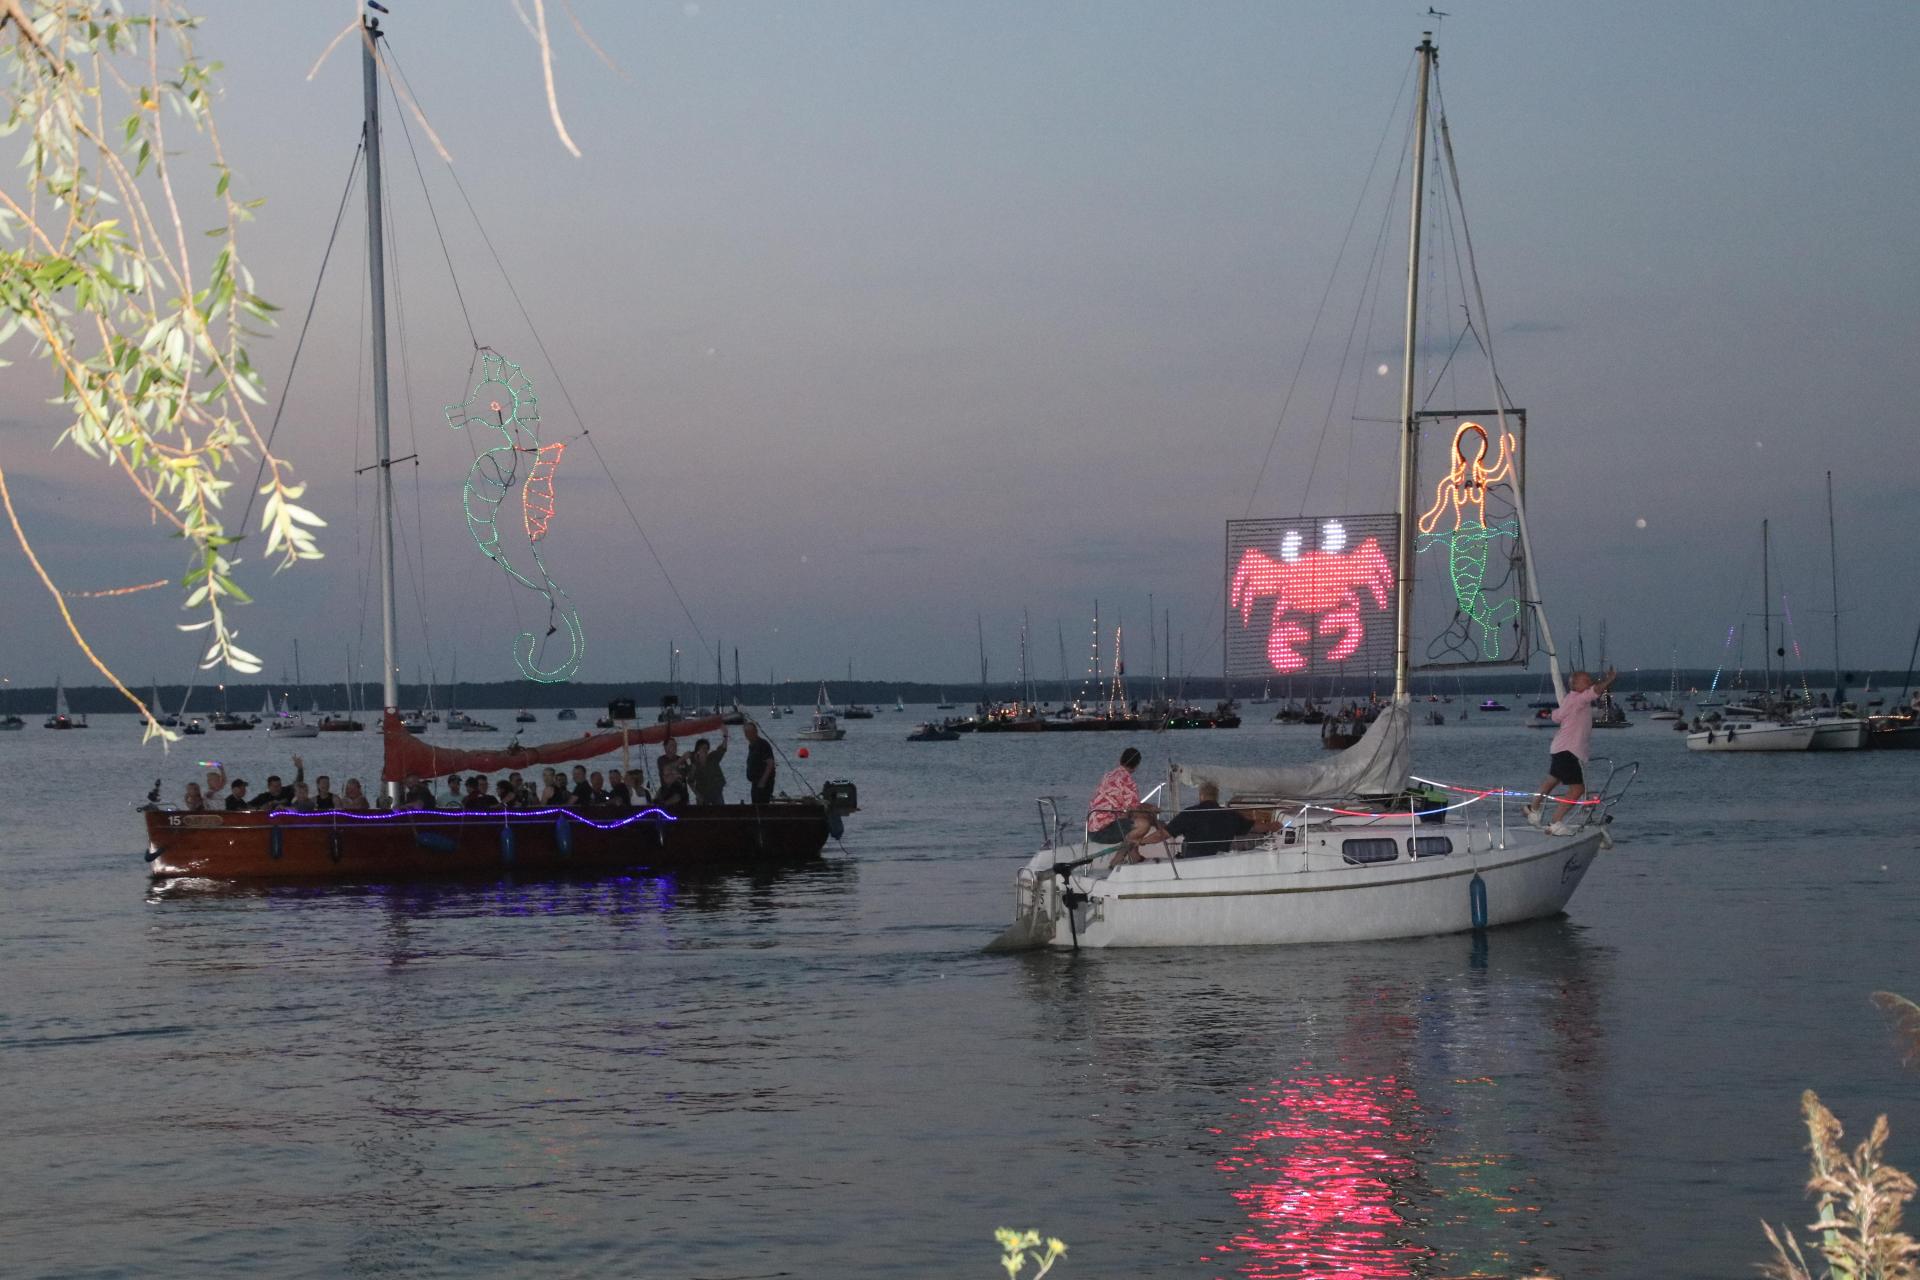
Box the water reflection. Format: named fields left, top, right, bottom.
left=147, top=859, right=858, bottom=918
left=1015, top=920, right=1613, bottom=1278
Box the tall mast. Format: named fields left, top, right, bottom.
left=1762, top=519, right=1772, bottom=698
left=1826, top=470, right=1843, bottom=702
left=1392, top=33, right=1436, bottom=702
left=362, top=14, right=400, bottom=782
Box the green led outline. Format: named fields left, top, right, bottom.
left=1417, top=518, right=1520, bottom=660
left=444, top=352, right=585, bottom=683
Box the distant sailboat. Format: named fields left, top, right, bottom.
left=44, top=677, right=84, bottom=729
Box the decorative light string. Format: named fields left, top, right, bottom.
left=269, top=805, right=678, bottom=831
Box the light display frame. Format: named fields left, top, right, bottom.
left=1411, top=410, right=1531, bottom=670
left=1225, top=513, right=1400, bottom=683
left=444, top=352, right=585, bottom=684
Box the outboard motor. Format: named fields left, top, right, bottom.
left=821, top=779, right=858, bottom=815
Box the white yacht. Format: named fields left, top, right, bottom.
left=992, top=34, right=1628, bottom=951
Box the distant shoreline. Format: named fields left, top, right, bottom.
left=9, top=669, right=1910, bottom=716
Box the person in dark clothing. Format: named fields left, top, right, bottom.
left=656, top=739, right=687, bottom=800
left=607, top=769, right=633, bottom=808
left=224, top=779, right=251, bottom=811
left=1165, top=782, right=1277, bottom=857
left=312, top=775, right=337, bottom=810
left=743, top=721, right=776, bottom=805
left=401, top=774, right=436, bottom=810
left=569, top=764, right=593, bottom=808
left=689, top=727, right=730, bottom=805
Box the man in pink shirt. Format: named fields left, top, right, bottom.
left=1522, top=667, right=1617, bottom=834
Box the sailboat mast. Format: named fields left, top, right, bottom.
left=362, top=17, right=401, bottom=755
left=1392, top=32, right=1436, bottom=703
left=1762, top=519, right=1772, bottom=698
left=1826, top=470, right=1843, bottom=702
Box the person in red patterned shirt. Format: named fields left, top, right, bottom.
left=1087, top=746, right=1144, bottom=843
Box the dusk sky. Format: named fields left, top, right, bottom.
left=2, top=1, right=1916, bottom=697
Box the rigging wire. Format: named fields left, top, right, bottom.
left=237, top=141, right=366, bottom=538
left=385, top=37, right=721, bottom=671
left=1248, top=52, right=1417, bottom=523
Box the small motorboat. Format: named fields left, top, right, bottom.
left=556, top=708, right=578, bottom=720
left=799, top=712, right=846, bottom=742
left=515, top=709, right=537, bottom=724
left=1479, top=698, right=1510, bottom=711
left=907, top=721, right=960, bottom=742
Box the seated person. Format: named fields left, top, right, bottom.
left=181, top=782, right=207, bottom=812
left=339, top=779, right=371, bottom=811
left=1165, top=782, right=1278, bottom=858
left=1110, top=804, right=1170, bottom=865
left=224, top=778, right=251, bottom=811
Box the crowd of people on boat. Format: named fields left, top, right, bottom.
left=173, top=723, right=782, bottom=814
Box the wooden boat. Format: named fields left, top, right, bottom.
left=145, top=711, right=856, bottom=880
left=142, top=17, right=858, bottom=882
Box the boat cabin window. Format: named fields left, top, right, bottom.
left=1341, top=838, right=1399, bottom=866
left=1407, top=835, right=1452, bottom=858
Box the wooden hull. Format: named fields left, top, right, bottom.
left=144, top=802, right=831, bottom=881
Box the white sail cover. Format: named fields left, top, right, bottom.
left=1173, top=698, right=1412, bottom=802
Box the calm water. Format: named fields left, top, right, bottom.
left=2, top=708, right=1915, bottom=1278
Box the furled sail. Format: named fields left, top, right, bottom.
left=1172, top=698, right=1411, bottom=802
left=380, top=710, right=725, bottom=782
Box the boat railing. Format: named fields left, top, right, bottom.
left=1034, top=795, right=1077, bottom=850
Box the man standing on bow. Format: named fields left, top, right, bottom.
left=1523, top=667, right=1616, bottom=835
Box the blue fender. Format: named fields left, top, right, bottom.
left=1468, top=872, right=1488, bottom=930
left=500, top=822, right=516, bottom=865
left=554, top=813, right=573, bottom=856
left=269, top=826, right=284, bottom=862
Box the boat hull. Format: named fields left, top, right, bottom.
left=144, top=802, right=831, bottom=881
left=1006, top=822, right=1605, bottom=949
left=1685, top=722, right=1815, bottom=751
left=1804, top=718, right=1868, bottom=750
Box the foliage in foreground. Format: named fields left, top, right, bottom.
left=0, top=2, right=315, bottom=736
left=1762, top=992, right=1920, bottom=1280
left=996, top=1228, right=1067, bottom=1278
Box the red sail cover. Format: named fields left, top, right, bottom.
left=380, top=710, right=727, bottom=782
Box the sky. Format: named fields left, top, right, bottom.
left=2, top=0, right=1916, bottom=697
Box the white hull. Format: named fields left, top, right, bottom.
left=1686, top=720, right=1814, bottom=751
left=267, top=722, right=320, bottom=739
left=1004, top=818, right=1605, bottom=949
left=1803, top=717, right=1867, bottom=750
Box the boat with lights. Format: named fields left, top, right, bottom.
left=992, top=33, right=1632, bottom=950
left=143, top=10, right=854, bottom=882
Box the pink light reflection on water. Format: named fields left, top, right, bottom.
left=1212, top=1072, right=1430, bottom=1280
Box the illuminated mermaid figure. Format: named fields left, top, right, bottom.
left=1417, top=421, right=1520, bottom=659
left=444, top=352, right=584, bottom=683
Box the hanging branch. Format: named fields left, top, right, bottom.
left=0, top=2, right=322, bottom=740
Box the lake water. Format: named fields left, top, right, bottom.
left=2, top=707, right=1915, bottom=1278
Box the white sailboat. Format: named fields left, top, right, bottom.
left=798, top=682, right=846, bottom=741
left=267, top=692, right=319, bottom=739
left=993, top=33, right=1626, bottom=950
left=44, top=677, right=84, bottom=729
left=1793, top=472, right=1867, bottom=750
left=1689, top=522, right=1816, bottom=752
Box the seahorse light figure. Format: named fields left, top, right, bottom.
left=443, top=352, right=584, bottom=682
left=1417, top=421, right=1520, bottom=659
